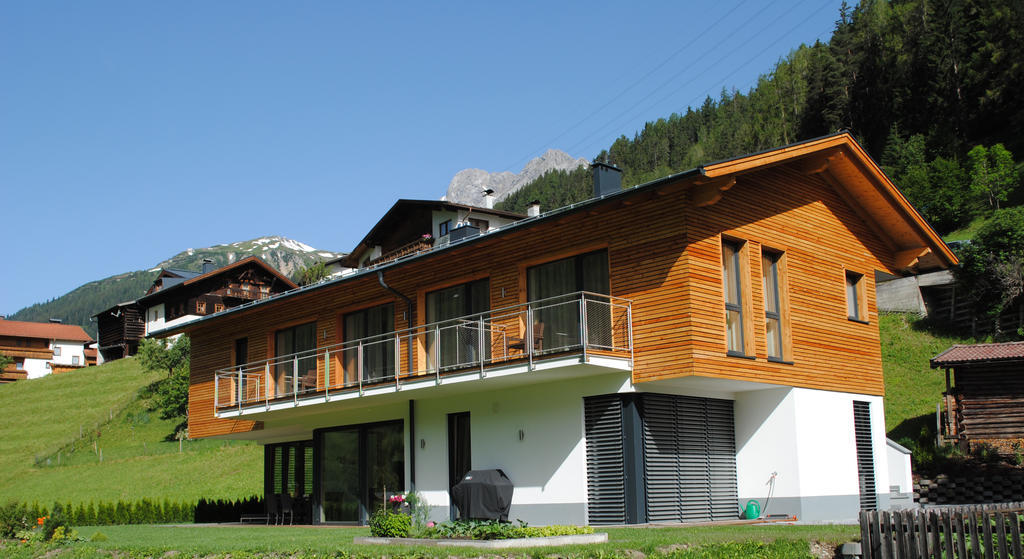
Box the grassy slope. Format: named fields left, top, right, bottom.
left=0, top=359, right=261, bottom=505
left=878, top=313, right=974, bottom=441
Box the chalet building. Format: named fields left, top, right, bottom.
left=932, top=341, right=1024, bottom=454
left=0, top=319, right=94, bottom=382
left=94, top=257, right=297, bottom=362
left=161, top=133, right=955, bottom=525
left=341, top=199, right=525, bottom=269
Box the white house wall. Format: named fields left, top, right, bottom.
left=734, top=387, right=889, bottom=523
left=145, top=304, right=165, bottom=335
left=50, top=339, right=86, bottom=367
left=22, top=357, right=50, bottom=379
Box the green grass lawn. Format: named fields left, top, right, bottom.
left=0, top=358, right=262, bottom=505
left=0, top=524, right=860, bottom=558
left=878, top=312, right=974, bottom=441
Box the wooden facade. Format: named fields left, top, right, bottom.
left=95, top=302, right=145, bottom=361
left=180, top=134, right=955, bottom=440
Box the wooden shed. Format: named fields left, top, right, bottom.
left=931, top=341, right=1024, bottom=453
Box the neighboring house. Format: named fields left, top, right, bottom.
left=931, top=341, right=1024, bottom=454
left=160, top=133, right=955, bottom=526
left=93, top=300, right=145, bottom=362
left=94, top=258, right=298, bottom=362
left=0, top=319, right=94, bottom=381
left=341, top=199, right=525, bottom=269
left=323, top=254, right=352, bottom=278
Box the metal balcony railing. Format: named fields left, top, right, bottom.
left=214, top=291, right=632, bottom=412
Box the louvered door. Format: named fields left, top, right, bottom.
left=643, top=394, right=738, bottom=523
left=583, top=395, right=626, bottom=524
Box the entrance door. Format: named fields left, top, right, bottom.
left=319, top=420, right=404, bottom=523
left=447, top=412, right=471, bottom=520
left=266, top=440, right=313, bottom=524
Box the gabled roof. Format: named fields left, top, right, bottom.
left=92, top=300, right=140, bottom=319
left=155, top=132, right=956, bottom=336
left=0, top=320, right=93, bottom=342
left=931, top=342, right=1024, bottom=367
left=138, top=256, right=298, bottom=306
left=698, top=132, right=957, bottom=271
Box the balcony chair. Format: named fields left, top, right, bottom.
left=508, top=322, right=544, bottom=354
left=278, top=493, right=294, bottom=525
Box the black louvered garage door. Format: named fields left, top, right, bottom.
left=853, top=400, right=877, bottom=510
left=583, top=395, right=626, bottom=524
left=643, top=394, right=738, bottom=523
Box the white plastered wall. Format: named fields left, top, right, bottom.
left=144, top=303, right=165, bottom=335
left=411, top=373, right=633, bottom=524
left=734, top=387, right=889, bottom=522
left=50, top=339, right=86, bottom=367
left=23, top=357, right=50, bottom=379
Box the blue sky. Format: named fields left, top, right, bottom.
left=1, top=1, right=846, bottom=316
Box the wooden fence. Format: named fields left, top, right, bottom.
left=859, top=503, right=1024, bottom=558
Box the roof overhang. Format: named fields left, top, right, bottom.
left=698, top=133, right=957, bottom=273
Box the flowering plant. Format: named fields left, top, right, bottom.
left=389, top=494, right=406, bottom=504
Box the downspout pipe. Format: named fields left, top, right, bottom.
left=378, top=270, right=414, bottom=373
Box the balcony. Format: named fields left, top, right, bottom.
left=214, top=291, right=633, bottom=416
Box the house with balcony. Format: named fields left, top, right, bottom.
left=341, top=198, right=525, bottom=269
left=160, top=133, right=955, bottom=526
left=0, top=319, right=94, bottom=381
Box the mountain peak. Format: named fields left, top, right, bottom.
left=444, top=149, right=588, bottom=206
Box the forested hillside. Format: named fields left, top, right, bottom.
left=499, top=0, right=1023, bottom=221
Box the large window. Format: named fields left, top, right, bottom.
left=343, top=304, right=395, bottom=383
left=722, top=240, right=747, bottom=355
left=527, top=250, right=610, bottom=351
left=275, top=322, right=317, bottom=396
left=425, top=279, right=489, bottom=370
left=762, top=250, right=784, bottom=361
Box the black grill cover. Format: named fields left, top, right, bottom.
left=451, top=469, right=513, bottom=521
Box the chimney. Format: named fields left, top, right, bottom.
left=591, top=161, right=623, bottom=198
left=202, top=258, right=215, bottom=274
left=482, top=189, right=495, bottom=209
left=527, top=200, right=541, bottom=218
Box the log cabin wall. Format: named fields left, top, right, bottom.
left=188, top=162, right=897, bottom=439
left=950, top=362, right=1024, bottom=446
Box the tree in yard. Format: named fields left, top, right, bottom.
left=137, top=336, right=190, bottom=435
left=967, top=144, right=1019, bottom=211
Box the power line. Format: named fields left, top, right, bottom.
left=568, top=1, right=838, bottom=160
left=499, top=0, right=752, bottom=173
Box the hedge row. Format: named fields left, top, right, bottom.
left=1, top=496, right=263, bottom=534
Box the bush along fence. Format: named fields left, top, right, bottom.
left=916, top=475, right=1024, bottom=505
left=858, top=502, right=1024, bottom=559
left=1, top=496, right=263, bottom=534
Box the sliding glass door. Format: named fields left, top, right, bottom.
left=274, top=322, right=317, bottom=396
left=318, top=420, right=404, bottom=524
left=425, top=279, right=489, bottom=370
left=343, top=304, right=395, bottom=383
left=527, top=250, right=610, bottom=351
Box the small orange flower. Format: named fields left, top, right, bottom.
left=37, top=516, right=46, bottom=525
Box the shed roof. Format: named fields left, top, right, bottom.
left=0, top=320, right=93, bottom=342
left=930, top=341, right=1024, bottom=367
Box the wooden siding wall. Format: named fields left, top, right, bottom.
left=681, top=166, right=890, bottom=394
left=189, top=163, right=894, bottom=438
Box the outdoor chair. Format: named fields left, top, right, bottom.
left=508, top=322, right=544, bottom=354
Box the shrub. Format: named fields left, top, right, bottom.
left=420, top=519, right=593, bottom=540
left=0, top=502, right=32, bottom=539
left=368, top=508, right=411, bottom=538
